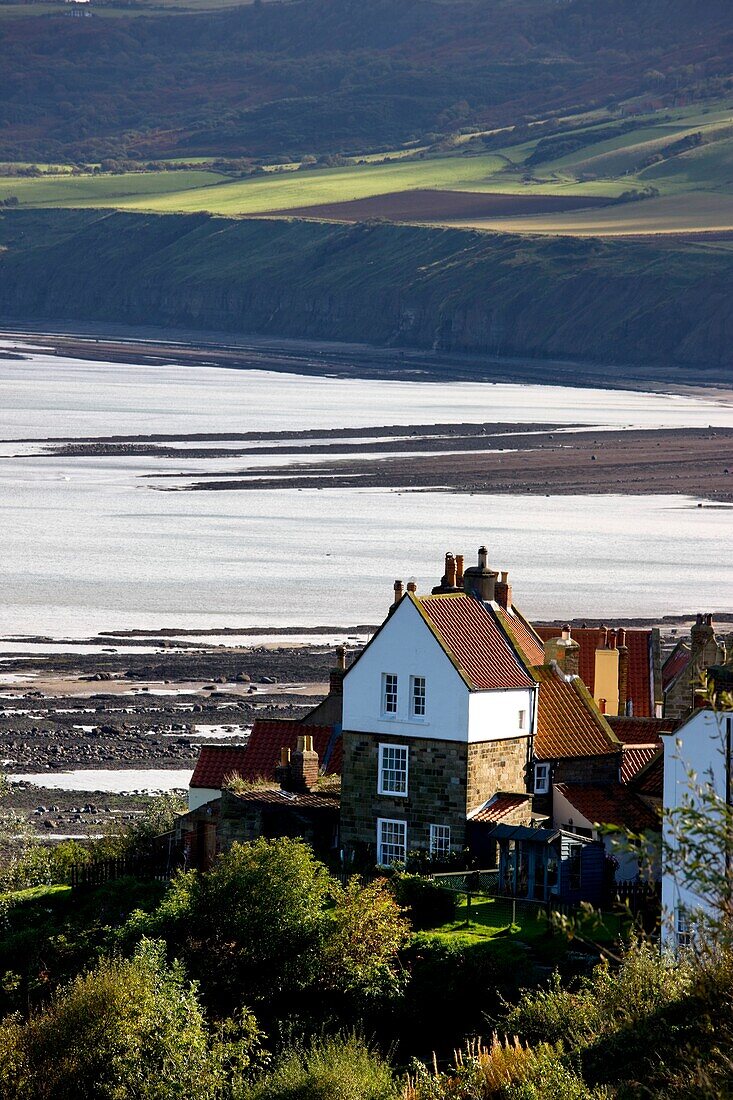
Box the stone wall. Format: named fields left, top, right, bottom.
left=466, top=736, right=529, bottom=810
left=340, top=730, right=528, bottom=857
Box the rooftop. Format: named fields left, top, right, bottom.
left=555, top=781, right=659, bottom=832
left=532, top=664, right=620, bottom=760
left=470, top=792, right=530, bottom=823
left=189, top=720, right=340, bottom=790
left=607, top=715, right=677, bottom=746
left=415, top=592, right=534, bottom=692
left=536, top=625, right=656, bottom=717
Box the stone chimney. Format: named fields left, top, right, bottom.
left=544, top=624, right=580, bottom=677
left=288, top=734, right=319, bottom=793
left=432, top=552, right=461, bottom=594
left=329, top=645, right=347, bottom=696
left=617, top=628, right=629, bottom=715
left=462, top=545, right=498, bottom=602
left=494, top=570, right=513, bottom=610
left=690, top=613, right=719, bottom=666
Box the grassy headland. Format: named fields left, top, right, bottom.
left=1, top=208, right=731, bottom=378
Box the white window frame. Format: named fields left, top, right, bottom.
left=382, top=672, right=398, bottom=717
left=377, top=818, right=407, bottom=866
left=518, top=709, right=527, bottom=731
left=410, top=675, right=426, bottom=719
left=675, top=906, right=692, bottom=948
left=429, top=823, right=451, bottom=858
left=378, top=743, right=409, bottom=797
left=534, top=762, right=550, bottom=794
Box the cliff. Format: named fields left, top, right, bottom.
left=0, top=209, right=731, bottom=380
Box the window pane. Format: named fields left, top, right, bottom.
left=378, top=819, right=406, bottom=865
left=380, top=744, right=408, bottom=794
left=429, top=823, right=450, bottom=857
left=383, top=674, right=398, bottom=714
left=412, top=676, right=426, bottom=717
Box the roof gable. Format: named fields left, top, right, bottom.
left=533, top=665, right=620, bottom=760
left=415, top=593, right=534, bottom=692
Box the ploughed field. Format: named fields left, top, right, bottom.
left=269, top=189, right=618, bottom=223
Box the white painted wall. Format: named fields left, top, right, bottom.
left=343, top=598, right=469, bottom=741
left=188, top=786, right=221, bottom=811
left=661, top=709, right=731, bottom=947
left=468, top=689, right=534, bottom=743
left=342, top=597, right=534, bottom=743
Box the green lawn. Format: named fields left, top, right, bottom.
left=0, top=883, right=71, bottom=904
left=0, top=169, right=229, bottom=206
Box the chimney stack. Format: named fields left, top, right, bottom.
left=432, top=552, right=461, bottom=594
left=617, top=628, right=629, bottom=715
left=462, top=545, right=498, bottom=602
left=455, top=555, right=464, bottom=587
left=390, top=579, right=404, bottom=614
left=329, top=645, right=347, bottom=695
left=544, top=624, right=580, bottom=677
left=495, top=570, right=513, bottom=610
left=406, top=578, right=417, bottom=595
left=289, top=734, right=319, bottom=793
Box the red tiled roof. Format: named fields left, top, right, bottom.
left=535, top=626, right=655, bottom=717
left=556, top=782, right=659, bottom=831
left=532, top=665, right=620, bottom=760
left=190, top=746, right=251, bottom=790
left=621, top=745, right=660, bottom=784
left=662, top=643, right=691, bottom=690
left=190, top=721, right=340, bottom=789
left=630, top=750, right=664, bottom=798
left=493, top=605, right=545, bottom=666
left=416, top=593, right=534, bottom=691
left=608, top=716, right=676, bottom=745
left=470, top=792, right=530, bottom=823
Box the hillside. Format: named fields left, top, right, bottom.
left=1, top=209, right=731, bottom=379
left=0, top=0, right=731, bottom=163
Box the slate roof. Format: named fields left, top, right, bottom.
left=189, top=721, right=340, bottom=789
left=536, top=626, right=656, bottom=717
left=621, top=745, right=660, bottom=784
left=555, top=782, right=659, bottom=832
left=228, top=786, right=340, bottom=811
left=532, top=665, right=620, bottom=760
left=470, top=792, right=530, bottom=823
left=493, top=605, right=545, bottom=666
left=416, top=593, right=534, bottom=691
left=608, top=716, right=677, bottom=745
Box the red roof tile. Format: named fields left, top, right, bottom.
left=190, top=721, right=340, bottom=789
left=608, top=716, right=677, bottom=746
left=471, top=792, right=530, bottom=823
left=416, top=593, right=534, bottom=691
left=493, top=605, right=545, bottom=666
left=621, top=745, right=660, bottom=784
left=190, top=746, right=251, bottom=790
left=630, top=750, right=664, bottom=798
left=535, top=626, right=655, bottom=717
left=662, top=643, right=691, bottom=690
left=555, top=782, right=659, bottom=831
left=532, top=665, right=620, bottom=760
left=228, top=787, right=340, bottom=810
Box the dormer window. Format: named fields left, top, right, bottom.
left=411, top=676, right=426, bottom=718
left=382, top=673, right=398, bottom=716
left=534, top=762, right=550, bottom=794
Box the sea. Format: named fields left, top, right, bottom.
left=1, top=337, right=732, bottom=638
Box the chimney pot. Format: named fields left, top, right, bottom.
left=455, top=555, right=464, bottom=586
left=478, top=545, right=488, bottom=569
left=406, top=579, right=417, bottom=594
left=445, top=552, right=456, bottom=588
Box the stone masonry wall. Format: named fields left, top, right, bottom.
left=466, top=736, right=529, bottom=811
left=341, top=730, right=528, bottom=856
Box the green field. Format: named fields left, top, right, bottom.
left=1, top=100, right=732, bottom=235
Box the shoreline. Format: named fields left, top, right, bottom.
left=2, top=322, right=732, bottom=399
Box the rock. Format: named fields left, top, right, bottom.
left=235, top=672, right=251, bottom=683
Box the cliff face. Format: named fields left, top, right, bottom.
left=0, top=209, right=731, bottom=377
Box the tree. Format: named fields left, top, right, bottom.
left=0, top=939, right=263, bottom=1100
left=322, top=877, right=409, bottom=998
left=130, top=838, right=333, bottom=1009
